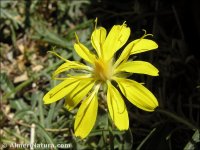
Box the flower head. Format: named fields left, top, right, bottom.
left=43, top=19, right=159, bottom=139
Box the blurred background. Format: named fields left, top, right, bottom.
left=0, top=0, right=199, bottom=149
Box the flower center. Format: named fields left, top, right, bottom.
left=93, top=59, right=112, bottom=81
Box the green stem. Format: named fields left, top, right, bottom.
left=156, top=108, right=198, bottom=130
left=2, top=53, right=72, bottom=101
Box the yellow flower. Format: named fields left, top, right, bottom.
left=43, top=20, right=159, bottom=139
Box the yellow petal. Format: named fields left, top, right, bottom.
left=107, top=81, right=129, bottom=130
left=91, top=27, right=107, bottom=57
left=130, top=39, right=158, bottom=55
left=43, top=78, right=80, bottom=104
left=114, top=40, right=135, bottom=67
left=115, top=78, right=158, bottom=111
left=114, top=39, right=158, bottom=67
left=115, top=61, right=159, bottom=76
left=74, top=89, right=98, bottom=139
left=65, top=78, right=95, bottom=111
left=103, top=24, right=130, bottom=61
left=53, top=61, right=89, bottom=78
left=74, top=42, right=96, bottom=64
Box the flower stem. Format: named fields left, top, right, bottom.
left=156, top=107, right=199, bottom=130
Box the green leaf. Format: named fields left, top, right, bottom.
left=184, top=129, right=200, bottom=150
left=10, top=99, right=30, bottom=110
left=4, top=128, right=29, bottom=143
left=0, top=73, right=15, bottom=95
left=136, top=128, right=156, bottom=150
left=34, top=122, right=57, bottom=150
left=37, top=91, right=45, bottom=127
left=14, top=109, right=38, bottom=122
